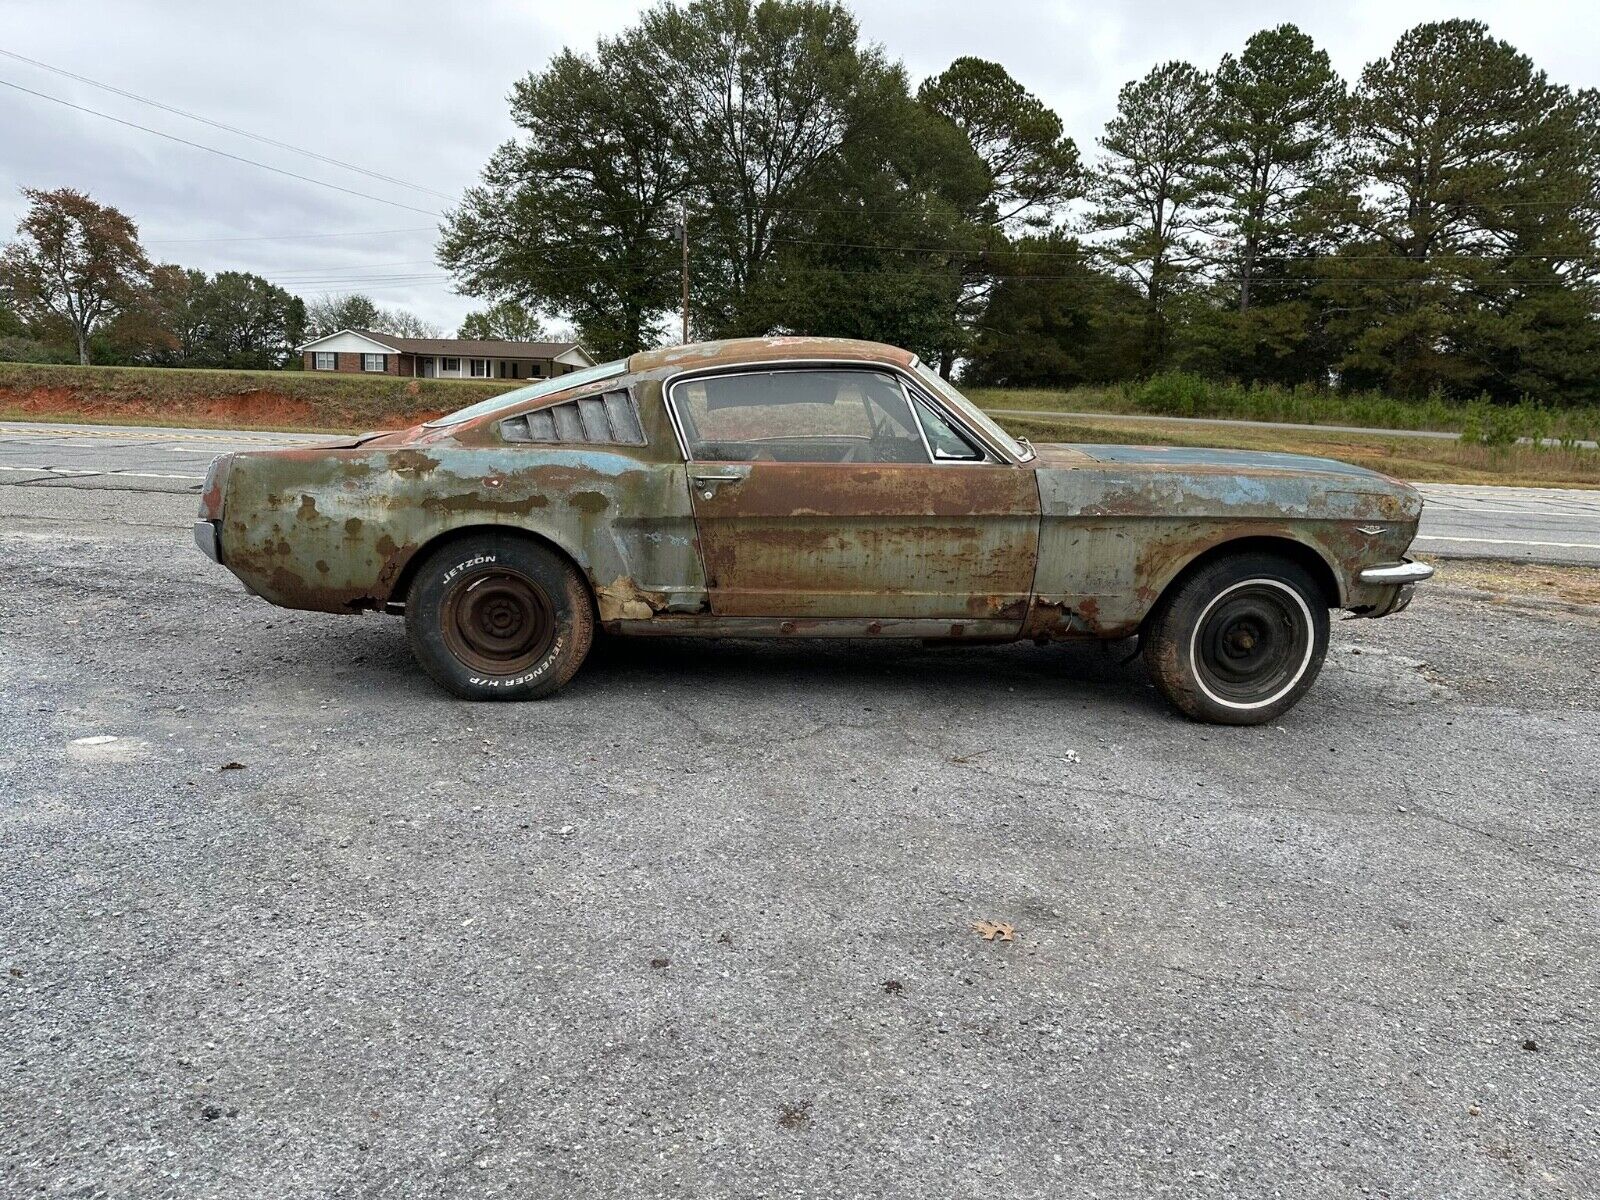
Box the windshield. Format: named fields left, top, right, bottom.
left=910, top=359, right=1033, bottom=461
left=423, top=358, right=627, bottom=428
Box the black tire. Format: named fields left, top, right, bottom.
left=1143, top=553, right=1330, bottom=725
left=404, top=533, right=593, bottom=701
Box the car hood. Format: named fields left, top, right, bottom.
left=1060, top=442, right=1405, bottom=486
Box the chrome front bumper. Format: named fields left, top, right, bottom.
left=1359, top=560, right=1435, bottom=585
left=193, top=519, right=221, bottom=563
left=1350, top=558, right=1433, bottom=618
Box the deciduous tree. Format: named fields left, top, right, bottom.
left=459, top=301, right=549, bottom=341
left=0, top=187, right=151, bottom=365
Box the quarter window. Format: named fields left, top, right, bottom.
left=362, top=353, right=387, bottom=372
left=674, top=369, right=928, bottom=464
left=313, top=351, right=335, bottom=370
left=912, top=394, right=984, bottom=461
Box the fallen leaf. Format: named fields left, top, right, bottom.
left=972, top=920, right=1015, bottom=942
left=649, top=957, right=670, bottom=969
left=882, top=979, right=903, bottom=995
left=220, top=762, right=246, bottom=771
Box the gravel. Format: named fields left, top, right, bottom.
left=2, top=486, right=1597, bottom=1199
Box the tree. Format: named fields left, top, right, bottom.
left=963, top=230, right=1143, bottom=387
left=918, top=57, right=1082, bottom=232
left=306, top=292, right=381, bottom=336
left=1085, top=62, right=1215, bottom=370
left=440, top=22, right=686, bottom=358
left=1206, top=26, right=1343, bottom=315
left=110, top=268, right=304, bottom=368
left=914, top=57, right=1084, bottom=374
left=0, top=188, right=151, bottom=364
left=1324, top=20, right=1600, bottom=400
left=762, top=88, right=988, bottom=361
left=459, top=301, right=549, bottom=341
left=375, top=309, right=440, bottom=339
left=641, top=0, right=904, bottom=338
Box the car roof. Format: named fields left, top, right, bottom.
left=628, top=336, right=917, bottom=376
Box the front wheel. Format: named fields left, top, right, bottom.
left=405, top=534, right=593, bottom=700
left=1143, top=554, right=1330, bottom=725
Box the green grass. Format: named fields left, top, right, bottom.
left=999, top=412, right=1600, bottom=489
left=968, top=372, right=1600, bottom=445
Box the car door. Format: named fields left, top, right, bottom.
left=669, top=366, right=1040, bottom=623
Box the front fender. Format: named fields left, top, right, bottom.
left=1027, top=465, right=1422, bottom=638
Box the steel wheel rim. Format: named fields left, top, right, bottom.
left=440, top=567, right=556, bottom=676
left=1189, top=579, right=1314, bottom=709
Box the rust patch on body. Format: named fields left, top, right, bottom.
left=568, top=491, right=610, bottom=514
left=595, top=576, right=668, bottom=622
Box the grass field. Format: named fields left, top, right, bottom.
left=967, top=373, right=1600, bottom=445
left=997, top=412, right=1599, bottom=489
left=2, top=360, right=1596, bottom=486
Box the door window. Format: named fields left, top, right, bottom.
left=674, top=369, right=928, bottom=464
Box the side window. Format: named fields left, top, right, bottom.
left=912, top=394, right=985, bottom=461
left=674, top=369, right=928, bottom=464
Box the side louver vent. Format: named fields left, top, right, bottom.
left=499, top=390, right=646, bottom=446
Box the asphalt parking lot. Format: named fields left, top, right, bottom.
left=2, top=483, right=1597, bottom=1198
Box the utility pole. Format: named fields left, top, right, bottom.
left=678, top=203, right=690, bottom=345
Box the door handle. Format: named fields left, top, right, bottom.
left=692, top=472, right=743, bottom=499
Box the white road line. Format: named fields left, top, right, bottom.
left=1416, top=534, right=1600, bottom=550
left=0, top=465, right=203, bottom=481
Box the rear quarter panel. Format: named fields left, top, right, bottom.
left=218, top=440, right=706, bottom=619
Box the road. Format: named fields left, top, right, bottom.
left=2, top=420, right=1597, bottom=566
left=2, top=460, right=1598, bottom=1197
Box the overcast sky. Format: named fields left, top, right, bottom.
left=3, top=0, right=1597, bottom=333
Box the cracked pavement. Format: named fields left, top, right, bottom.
left=1, top=484, right=1597, bottom=1199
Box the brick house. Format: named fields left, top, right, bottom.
left=299, top=329, right=595, bottom=381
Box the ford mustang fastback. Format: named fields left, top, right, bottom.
left=194, top=336, right=1432, bottom=724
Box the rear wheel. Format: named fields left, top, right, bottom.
left=1143, top=553, right=1330, bottom=725
left=405, top=533, right=593, bottom=700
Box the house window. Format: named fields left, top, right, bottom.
left=529, top=363, right=544, bottom=378
left=362, top=353, right=387, bottom=373
left=470, top=358, right=489, bottom=378
left=313, top=351, right=335, bottom=370
left=441, top=357, right=460, bottom=372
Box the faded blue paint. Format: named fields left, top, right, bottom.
left=1075, top=444, right=1401, bottom=484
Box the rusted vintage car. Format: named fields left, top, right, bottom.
left=195, top=337, right=1432, bottom=724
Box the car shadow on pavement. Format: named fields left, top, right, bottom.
left=271, top=614, right=1162, bottom=712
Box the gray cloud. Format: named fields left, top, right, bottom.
left=3, top=0, right=1595, bottom=332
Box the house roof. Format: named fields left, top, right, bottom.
left=300, top=328, right=589, bottom=360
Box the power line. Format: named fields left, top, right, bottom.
left=0, top=76, right=445, bottom=219
left=0, top=47, right=456, bottom=202
left=148, top=227, right=436, bottom=246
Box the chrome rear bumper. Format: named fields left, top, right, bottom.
left=193, top=520, right=221, bottom=563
